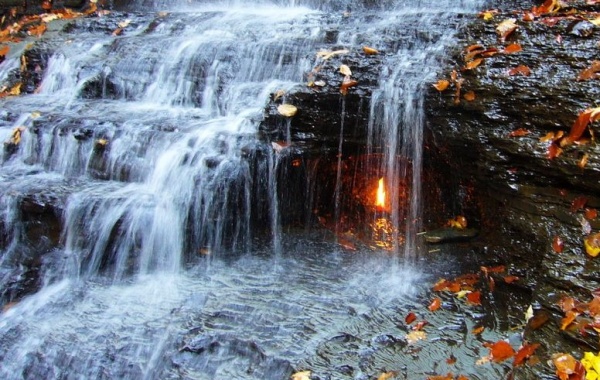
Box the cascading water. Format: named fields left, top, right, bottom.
left=0, top=1, right=493, bottom=379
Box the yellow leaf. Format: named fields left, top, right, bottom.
left=581, top=351, right=600, bottom=379
left=363, top=46, right=379, bottom=55
left=482, top=11, right=494, bottom=21
left=591, top=17, right=600, bottom=26
left=585, top=233, right=600, bottom=257
left=456, top=290, right=471, bottom=299
left=377, top=372, right=397, bottom=380
left=406, top=330, right=427, bottom=344
left=496, top=18, right=518, bottom=41
left=316, top=49, right=349, bottom=60
left=277, top=104, right=297, bottom=117
left=339, top=64, right=352, bottom=76
left=291, top=370, right=311, bottom=380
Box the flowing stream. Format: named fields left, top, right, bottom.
left=0, top=1, right=500, bottom=379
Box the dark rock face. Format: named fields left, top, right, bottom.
left=424, top=0, right=600, bottom=374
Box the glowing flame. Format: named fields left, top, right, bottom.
left=376, top=177, right=386, bottom=207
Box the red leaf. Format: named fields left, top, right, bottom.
left=503, top=43, right=522, bottom=54
left=514, top=343, right=541, bottom=367
left=467, top=291, right=482, bottom=305
left=508, top=128, right=531, bottom=137
left=571, top=196, right=588, bottom=212
left=585, top=208, right=598, bottom=220
left=428, top=297, right=442, bottom=312
left=553, top=236, right=564, bottom=253
left=413, top=320, right=429, bottom=331
left=508, top=65, right=531, bottom=76
left=405, top=312, right=417, bottom=324
left=481, top=265, right=505, bottom=274
left=547, top=143, right=563, bottom=159
left=484, top=340, right=515, bottom=363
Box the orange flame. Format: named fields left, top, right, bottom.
left=376, top=178, right=386, bottom=207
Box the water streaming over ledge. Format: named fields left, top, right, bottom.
left=0, top=0, right=484, bottom=378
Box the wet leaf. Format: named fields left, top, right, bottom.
left=427, top=374, right=453, bottom=380
left=447, top=354, right=457, bottom=365
left=466, top=291, right=482, bottom=305
left=405, top=312, right=417, bottom=324
left=572, top=196, right=588, bottom=212
left=463, top=91, right=475, bottom=102
left=433, top=79, right=450, bottom=92
left=481, top=265, right=505, bottom=274
left=277, top=104, right=298, bottom=117
left=561, top=310, right=580, bottom=330
left=523, top=12, right=536, bottom=22
left=428, top=297, right=442, bottom=312
left=584, top=233, right=600, bottom=258
left=463, top=58, right=483, bottom=70
left=552, top=353, right=584, bottom=380
left=503, top=43, right=522, bottom=54
left=377, top=372, right=398, bottom=380
left=533, top=0, right=561, bottom=16
left=579, top=154, right=589, bottom=169
left=586, top=209, right=598, bottom=220
left=472, top=326, right=485, bottom=335
left=514, top=343, right=540, bottom=367
left=527, top=309, right=550, bottom=330
left=508, top=128, right=531, bottom=137
left=508, top=65, right=531, bottom=76
left=362, top=46, right=379, bottom=55
left=27, top=23, right=47, bottom=37
left=577, top=61, right=600, bottom=81
left=291, top=370, right=311, bottom=380
left=581, top=351, right=600, bottom=378
left=0, top=45, right=9, bottom=56
left=496, top=18, right=518, bottom=42
left=553, top=236, right=565, bottom=253
left=413, top=320, right=429, bottom=331
left=339, top=64, right=352, bottom=76
left=547, top=143, right=563, bottom=159
left=560, top=297, right=576, bottom=313
left=504, top=275, right=519, bottom=283
left=340, top=76, right=358, bottom=95
left=273, top=89, right=285, bottom=101
left=446, top=215, right=467, bottom=229
left=563, top=107, right=600, bottom=146
left=316, top=49, right=349, bottom=60
left=7, top=126, right=25, bottom=145
left=406, top=330, right=427, bottom=344
left=484, top=340, right=515, bottom=363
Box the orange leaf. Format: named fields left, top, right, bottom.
left=413, top=320, right=429, bottom=331
left=552, top=353, right=584, bottom=380
left=514, top=343, right=540, bottom=367
left=564, top=108, right=600, bottom=145
left=588, top=296, right=600, bottom=317
left=433, top=79, right=450, bottom=92
left=480, top=48, right=499, bottom=58
left=523, top=12, right=536, bottom=21
left=577, top=61, right=600, bottom=81
left=508, top=65, right=531, bottom=76
left=503, top=275, right=519, bottom=283
left=553, top=236, right=564, bottom=253
left=27, top=23, right=47, bottom=38
left=428, top=297, right=442, bottom=312
left=340, top=76, right=358, bottom=96
left=503, top=43, right=522, bottom=54
left=0, top=45, right=9, bottom=56
left=426, top=374, right=453, bottom=380
left=547, top=143, right=563, bottom=159
left=447, top=355, right=457, bottom=365
left=560, top=310, right=579, bottom=330
left=463, top=58, right=483, bottom=70
left=559, top=297, right=576, bottom=313
left=472, top=326, right=485, bottom=335
left=484, top=340, right=515, bottom=363
left=481, top=265, right=505, bottom=274
left=585, top=208, right=598, bottom=220
left=571, top=196, right=588, bottom=212
left=508, top=128, right=531, bottom=137
left=579, top=153, right=589, bottom=169
left=467, top=291, right=482, bottom=305
left=405, top=312, right=417, bottom=324
left=463, top=91, right=475, bottom=102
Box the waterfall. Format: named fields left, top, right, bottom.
left=0, top=0, right=483, bottom=378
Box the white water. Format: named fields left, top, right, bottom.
left=0, top=0, right=483, bottom=378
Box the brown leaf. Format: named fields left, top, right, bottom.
left=481, top=265, right=506, bottom=274
left=523, top=12, right=536, bottom=21
left=559, top=296, right=576, bottom=313
left=579, top=153, right=589, bottom=169
left=433, top=79, right=450, bottom=92
left=426, top=374, right=453, bottom=380
left=405, top=312, right=417, bottom=324
left=484, top=340, right=515, bottom=363
left=577, top=61, right=600, bottom=81
left=560, top=310, right=579, bottom=330
left=514, top=343, right=540, bottom=367
left=508, top=65, right=531, bottom=76
left=553, top=236, right=564, bottom=253
left=362, top=46, right=379, bottom=55
left=446, top=354, right=457, bottom=365
left=428, top=297, right=441, bottom=312
left=463, top=91, right=475, bottom=102
left=527, top=310, right=550, bottom=329
left=503, top=43, right=523, bottom=54
left=503, top=275, right=519, bottom=283
left=571, top=196, right=588, bottom=212
left=552, top=353, right=583, bottom=380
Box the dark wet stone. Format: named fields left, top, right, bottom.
left=423, top=228, right=479, bottom=244
left=567, top=20, right=595, bottom=38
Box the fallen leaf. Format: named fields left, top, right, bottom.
left=556, top=34, right=563, bottom=44
left=547, top=143, right=563, bottom=159
left=271, top=141, right=290, bottom=153
left=577, top=61, right=600, bottom=81
left=563, top=107, right=600, bottom=146
left=377, top=372, right=397, bottom=380
left=316, top=49, right=349, bottom=60
left=514, top=343, right=541, bottom=366
left=496, top=18, right=518, bottom=42
left=508, top=65, right=531, bottom=76
left=406, top=330, right=427, bottom=344
left=552, top=353, right=584, bottom=380
left=504, top=275, right=519, bottom=283
left=339, top=64, right=352, bottom=76
left=405, top=312, right=417, bottom=324
left=446, top=215, right=467, bottom=229
left=523, top=12, right=536, bottom=21
left=560, top=310, right=580, bottom=330
left=503, top=43, right=522, bottom=54
left=463, top=58, right=483, bottom=70
left=0, top=45, right=9, bottom=56
left=27, top=23, right=47, bottom=37
left=428, top=297, right=442, bottom=312
left=427, top=374, right=453, bottom=380
left=433, top=79, right=450, bottom=92
left=362, top=46, right=379, bottom=55
left=291, top=370, right=311, bottom=380
left=472, top=326, right=485, bottom=335
left=463, top=91, right=475, bottom=101
left=481, top=265, right=506, bottom=274
left=273, top=89, right=285, bottom=101
left=533, top=0, right=561, bottom=16
left=553, top=236, right=564, bottom=253
left=584, top=233, right=600, bottom=257
left=7, top=126, right=25, bottom=145
left=413, top=320, right=429, bottom=331
left=581, top=351, right=600, bottom=379
left=447, top=354, right=457, bottom=365
left=340, top=76, right=358, bottom=95
left=571, top=196, right=588, bottom=212
left=579, top=154, right=589, bottom=169
left=527, top=310, right=550, bottom=329
left=466, top=291, right=482, bottom=305
left=277, top=104, right=298, bottom=117
left=585, top=208, right=598, bottom=220
left=484, top=340, right=515, bottom=363
left=508, top=128, right=531, bottom=137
